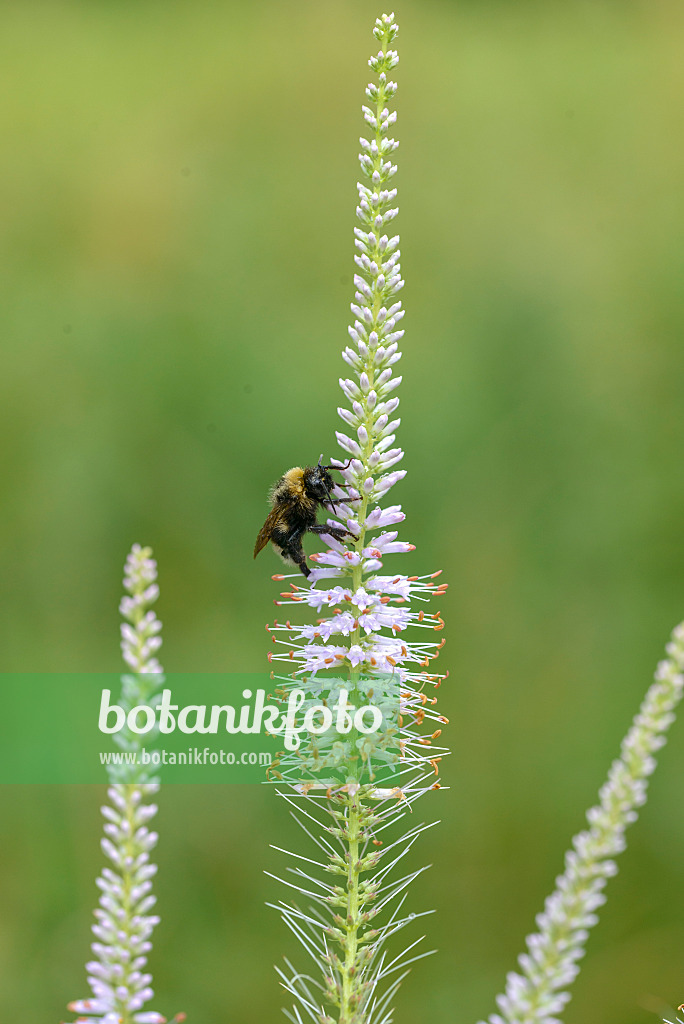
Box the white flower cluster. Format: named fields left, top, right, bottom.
left=120, top=545, right=163, bottom=675
left=480, top=622, right=684, bottom=1024
left=67, top=545, right=167, bottom=1024
left=68, top=785, right=163, bottom=1024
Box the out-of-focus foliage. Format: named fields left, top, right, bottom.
left=1, top=2, right=684, bottom=1022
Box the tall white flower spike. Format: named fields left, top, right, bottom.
left=265, top=14, right=450, bottom=1024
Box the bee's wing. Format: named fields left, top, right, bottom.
left=254, top=505, right=288, bottom=558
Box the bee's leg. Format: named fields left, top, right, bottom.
left=289, top=545, right=311, bottom=578
left=282, top=531, right=311, bottom=578
left=308, top=525, right=351, bottom=541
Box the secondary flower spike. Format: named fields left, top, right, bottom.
left=66, top=544, right=167, bottom=1024
left=478, top=622, right=684, bottom=1024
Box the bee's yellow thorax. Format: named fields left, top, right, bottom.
left=283, top=467, right=305, bottom=493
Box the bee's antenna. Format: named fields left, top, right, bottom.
left=318, top=453, right=324, bottom=467
left=321, top=458, right=351, bottom=472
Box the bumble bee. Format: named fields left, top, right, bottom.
left=254, top=456, right=350, bottom=578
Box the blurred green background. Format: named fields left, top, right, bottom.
left=1, top=0, right=684, bottom=1021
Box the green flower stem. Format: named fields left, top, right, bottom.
left=325, top=789, right=381, bottom=1024
left=341, top=795, right=362, bottom=1023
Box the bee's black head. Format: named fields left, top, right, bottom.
left=305, top=464, right=336, bottom=506
left=304, top=456, right=350, bottom=512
